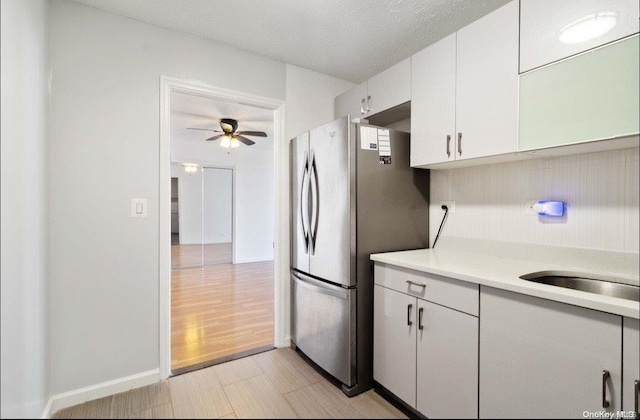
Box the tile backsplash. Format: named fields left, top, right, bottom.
left=429, top=147, right=639, bottom=253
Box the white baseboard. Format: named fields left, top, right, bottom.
left=45, top=369, right=159, bottom=417
left=275, top=335, right=291, bottom=348
left=233, top=257, right=274, bottom=264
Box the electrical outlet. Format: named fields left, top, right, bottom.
left=440, top=201, right=455, bottom=213
left=525, top=200, right=537, bottom=215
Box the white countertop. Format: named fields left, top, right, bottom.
left=370, top=247, right=640, bottom=319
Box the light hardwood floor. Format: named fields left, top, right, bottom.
left=171, top=260, right=274, bottom=370
left=171, top=243, right=233, bottom=268
left=52, top=348, right=407, bottom=419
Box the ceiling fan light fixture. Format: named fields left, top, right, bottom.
left=184, top=165, right=198, bottom=173
left=220, top=136, right=231, bottom=148
left=188, top=118, right=265, bottom=147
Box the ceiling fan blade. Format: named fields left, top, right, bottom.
left=187, top=127, right=222, bottom=132
left=236, top=135, right=255, bottom=146
left=205, top=134, right=224, bottom=141
left=236, top=130, right=267, bottom=137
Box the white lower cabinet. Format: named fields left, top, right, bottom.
left=374, top=263, right=638, bottom=419
left=373, top=285, right=417, bottom=407
left=373, top=264, right=479, bottom=418
left=623, top=317, right=639, bottom=415
left=480, top=286, right=622, bottom=418
left=416, top=301, right=478, bottom=419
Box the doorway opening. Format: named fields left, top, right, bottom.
left=167, top=89, right=277, bottom=374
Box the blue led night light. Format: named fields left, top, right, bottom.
left=533, top=200, right=564, bottom=217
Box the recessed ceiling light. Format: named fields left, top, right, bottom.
left=559, top=12, right=617, bottom=45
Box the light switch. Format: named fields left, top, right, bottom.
left=131, top=199, right=148, bottom=217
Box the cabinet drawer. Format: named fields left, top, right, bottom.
left=374, top=263, right=479, bottom=316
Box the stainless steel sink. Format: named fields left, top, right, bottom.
left=519, top=271, right=640, bottom=302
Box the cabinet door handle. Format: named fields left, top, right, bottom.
left=446, top=135, right=451, bottom=158
left=602, top=370, right=611, bottom=408
left=406, top=280, right=426, bottom=289
left=634, top=379, right=638, bottom=415
left=407, top=304, right=413, bottom=326
left=360, top=98, right=366, bottom=115
left=366, top=95, right=372, bottom=113
left=418, top=307, right=424, bottom=330
left=457, top=132, right=462, bottom=156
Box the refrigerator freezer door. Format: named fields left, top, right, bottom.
left=309, top=117, right=355, bottom=287
left=290, top=132, right=310, bottom=273
left=291, top=270, right=355, bottom=387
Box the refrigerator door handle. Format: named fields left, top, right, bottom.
left=300, top=154, right=310, bottom=252
left=309, top=153, right=320, bottom=254
left=292, top=271, right=348, bottom=300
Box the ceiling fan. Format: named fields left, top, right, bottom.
left=187, top=118, right=267, bottom=148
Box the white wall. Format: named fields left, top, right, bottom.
left=429, top=148, right=640, bottom=253
left=203, top=168, right=233, bottom=244
left=172, top=143, right=275, bottom=263
left=0, top=0, right=51, bottom=418
left=285, top=64, right=355, bottom=140
left=49, top=0, right=285, bottom=395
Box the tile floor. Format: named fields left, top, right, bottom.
left=52, top=347, right=407, bottom=419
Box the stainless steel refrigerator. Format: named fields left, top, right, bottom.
left=290, top=116, right=429, bottom=396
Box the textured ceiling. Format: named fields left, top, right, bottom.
left=171, top=91, right=274, bottom=150
left=69, top=0, right=510, bottom=83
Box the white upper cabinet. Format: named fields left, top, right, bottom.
left=366, top=58, right=411, bottom=117
left=410, top=34, right=456, bottom=167
left=335, top=58, right=411, bottom=119
left=519, top=35, right=639, bottom=150
left=455, top=0, right=519, bottom=160
left=335, top=81, right=367, bottom=121
left=520, top=0, right=640, bottom=73
left=411, top=0, right=519, bottom=167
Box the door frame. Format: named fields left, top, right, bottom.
left=159, top=76, right=287, bottom=379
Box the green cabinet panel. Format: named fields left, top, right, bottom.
left=519, top=35, right=639, bottom=151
